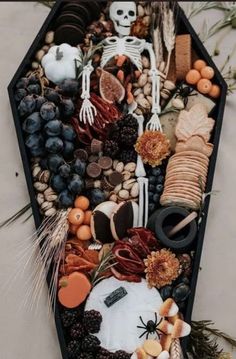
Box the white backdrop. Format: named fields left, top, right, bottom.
left=0, top=2, right=235, bottom=358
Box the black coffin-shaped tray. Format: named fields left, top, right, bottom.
left=8, top=1, right=227, bottom=358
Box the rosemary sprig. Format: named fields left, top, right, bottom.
left=0, top=203, right=32, bottom=228
left=90, top=248, right=116, bottom=286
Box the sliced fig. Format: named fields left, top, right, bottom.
left=99, top=69, right=125, bottom=104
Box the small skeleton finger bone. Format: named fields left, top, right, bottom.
left=137, top=177, right=149, bottom=227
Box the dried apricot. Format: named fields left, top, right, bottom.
left=68, top=208, right=85, bottom=226
left=83, top=210, right=92, bottom=225
left=208, top=84, right=221, bottom=98
left=185, top=69, right=201, bottom=85
left=74, top=196, right=90, bottom=211
left=200, top=66, right=215, bottom=80
left=197, top=78, right=212, bottom=94
left=193, top=59, right=207, bottom=71
left=76, top=225, right=92, bottom=241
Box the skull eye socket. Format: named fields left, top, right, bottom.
left=128, top=10, right=135, bottom=16
left=117, top=9, right=123, bottom=15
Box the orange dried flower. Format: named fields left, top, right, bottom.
left=144, top=249, right=180, bottom=288
left=135, top=130, right=171, bottom=167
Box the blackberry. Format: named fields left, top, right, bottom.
left=78, top=353, right=94, bottom=359
left=113, top=351, right=131, bottom=359
left=83, top=310, right=102, bottom=334
left=119, top=127, right=137, bottom=147
left=123, top=114, right=138, bottom=129
left=104, top=140, right=119, bottom=159
left=61, top=309, right=79, bottom=328
left=96, top=347, right=113, bottom=359
left=70, top=322, right=87, bottom=340
left=81, top=334, right=101, bottom=353
left=119, top=149, right=137, bottom=164
left=67, top=340, right=80, bottom=358
left=108, top=123, right=120, bottom=141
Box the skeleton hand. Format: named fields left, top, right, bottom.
left=79, top=61, right=96, bottom=125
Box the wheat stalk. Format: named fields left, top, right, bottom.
left=170, top=338, right=184, bottom=359
left=151, top=3, right=164, bottom=68
left=162, top=3, right=176, bottom=76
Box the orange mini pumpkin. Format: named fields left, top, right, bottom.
left=197, top=78, right=212, bottom=94
left=185, top=69, right=201, bottom=85
left=58, top=272, right=91, bottom=308
left=193, top=59, right=207, bottom=71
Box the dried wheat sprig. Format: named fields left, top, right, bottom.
left=162, top=3, right=176, bottom=76
left=151, top=3, right=164, bottom=68
left=170, top=338, right=184, bottom=359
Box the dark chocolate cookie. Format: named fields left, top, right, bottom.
left=54, top=24, right=85, bottom=46
left=55, top=12, right=86, bottom=29
left=62, top=3, right=92, bottom=24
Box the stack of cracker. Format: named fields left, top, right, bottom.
left=160, top=104, right=215, bottom=210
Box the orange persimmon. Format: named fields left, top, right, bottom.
left=74, top=196, right=90, bottom=211
left=208, top=84, right=221, bottom=98
left=200, top=66, right=215, bottom=80
left=186, top=69, right=201, bottom=85
left=76, top=225, right=92, bottom=241
left=83, top=210, right=92, bottom=225
left=197, top=78, right=212, bottom=94
left=193, top=59, right=207, bottom=71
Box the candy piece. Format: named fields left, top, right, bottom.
left=159, top=334, right=172, bottom=352
left=159, top=298, right=179, bottom=317
left=208, top=84, right=221, bottom=98
left=197, top=78, right=212, bottom=94
left=193, top=59, right=207, bottom=71
left=74, top=148, right=88, bottom=162
left=98, top=156, right=113, bottom=170
left=171, top=319, right=191, bottom=338
left=91, top=138, right=103, bottom=153
left=104, top=286, right=128, bottom=307
left=200, top=66, right=215, bottom=80
left=108, top=171, right=123, bottom=186
left=143, top=340, right=162, bottom=357
left=76, top=225, right=92, bottom=241
left=157, top=351, right=170, bottom=359
left=135, top=348, right=148, bottom=359
left=68, top=208, right=85, bottom=225
left=58, top=272, right=91, bottom=308
left=157, top=320, right=174, bottom=335
left=185, top=69, right=201, bottom=85
left=74, top=195, right=90, bottom=211
left=87, top=162, right=102, bottom=178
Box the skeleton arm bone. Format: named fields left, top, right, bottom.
left=144, top=42, right=161, bottom=115
left=79, top=60, right=97, bottom=125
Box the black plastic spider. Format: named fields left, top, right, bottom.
left=174, top=82, right=197, bottom=106
left=137, top=313, right=165, bottom=339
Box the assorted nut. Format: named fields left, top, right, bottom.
left=31, top=31, right=55, bottom=69
left=32, top=162, right=57, bottom=216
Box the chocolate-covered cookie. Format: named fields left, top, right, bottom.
left=54, top=24, right=85, bottom=46
left=55, top=12, right=86, bottom=29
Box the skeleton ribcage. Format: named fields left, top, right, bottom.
left=101, top=36, right=146, bottom=72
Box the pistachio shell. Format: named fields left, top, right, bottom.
left=109, top=193, right=118, bottom=202
left=172, top=98, right=185, bottom=110
left=31, top=61, right=39, bottom=69
left=44, top=187, right=56, bottom=196
left=35, top=49, right=45, bottom=62
left=136, top=93, right=145, bottom=101
left=41, top=201, right=53, bottom=211
left=135, top=108, right=143, bottom=115
left=137, top=4, right=145, bottom=17
left=131, top=182, right=139, bottom=198
left=45, top=194, right=58, bottom=202
left=148, top=76, right=153, bottom=83
left=37, top=193, right=44, bottom=205
left=113, top=159, right=119, bottom=170
left=38, top=170, right=50, bottom=183
left=164, top=80, right=176, bottom=91
left=147, top=96, right=153, bottom=105
left=159, top=61, right=166, bottom=73
left=138, top=73, right=148, bottom=87
left=103, top=169, right=113, bottom=176
left=143, top=83, right=152, bottom=96
left=34, top=182, right=48, bottom=192
left=133, top=82, right=139, bottom=88
left=137, top=97, right=150, bottom=109
left=114, top=184, right=122, bottom=194
left=44, top=207, right=57, bottom=217
left=118, top=189, right=130, bottom=200
left=32, top=166, right=42, bottom=179
left=143, top=15, right=151, bottom=26
left=124, top=162, right=136, bottom=172
left=45, top=31, right=54, bottom=44
left=123, top=179, right=136, bottom=190
left=122, top=170, right=132, bottom=181
left=133, top=88, right=142, bottom=97
left=142, top=56, right=150, bottom=69
left=115, top=162, right=124, bottom=173
left=161, top=89, right=171, bottom=100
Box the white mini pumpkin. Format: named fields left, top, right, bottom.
left=41, top=43, right=82, bottom=84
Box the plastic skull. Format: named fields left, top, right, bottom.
left=109, top=1, right=137, bottom=37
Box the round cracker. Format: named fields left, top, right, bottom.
left=166, top=166, right=207, bottom=178
left=163, top=188, right=202, bottom=202
left=165, top=172, right=206, bottom=184
left=167, top=157, right=208, bottom=172
left=172, top=151, right=209, bottom=165
left=160, top=195, right=200, bottom=210
left=164, top=184, right=202, bottom=197
left=164, top=178, right=206, bottom=190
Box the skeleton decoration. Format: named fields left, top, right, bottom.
left=79, top=1, right=162, bottom=226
